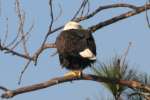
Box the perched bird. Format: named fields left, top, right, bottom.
left=55, top=21, right=96, bottom=77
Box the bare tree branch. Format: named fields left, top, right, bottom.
left=40, top=3, right=142, bottom=37
left=3, top=17, right=9, bottom=45
left=9, top=21, right=34, bottom=51
left=80, top=0, right=89, bottom=17
left=53, top=3, right=63, bottom=22
left=18, top=60, right=32, bottom=85
left=0, top=0, right=33, bottom=61
left=0, top=42, right=33, bottom=60
left=72, top=0, right=89, bottom=20
left=38, top=3, right=140, bottom=41
left=16, top=43, right=56, bottom=83
left=15, top=0, right=29, bottom=56
left=0, top=74, right=150, bottom=99
left=0, top=86, right=8, bottom=92
left=145, top=1, right=150, bottom=29
left=88, top=3, right=150, bottom=33
left=74, top=3, right=138, bottom=22
left=33, top=43, right=56, bottom=62
left=34, top=0, right=54, bottom=65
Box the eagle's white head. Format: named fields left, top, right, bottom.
left=63, top=21, right=82, bottom=31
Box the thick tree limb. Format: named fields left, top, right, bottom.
left=88, top=3, right=150, bottom=32
left=74, top=3, right=138, bottom=22
left=0, top=74, right=150, bottom=99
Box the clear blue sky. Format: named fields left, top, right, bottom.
left=0, top=0, right=150, bottom=100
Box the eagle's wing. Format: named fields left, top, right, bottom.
left=56, top=29, right=96, bottom=68
left=56, top=29, right=86, bottom=55
left=86, top=33, right=96, bottom=55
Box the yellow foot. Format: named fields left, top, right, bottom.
left=64, top=70, right=82, bottom=78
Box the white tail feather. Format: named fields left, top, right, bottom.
left=79, top=48, right=96, bottom=60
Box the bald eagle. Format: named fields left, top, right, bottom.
left=56, top=21, right=96, bottom=77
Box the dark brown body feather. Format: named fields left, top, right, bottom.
left=56, top=29, right=96, bottom=70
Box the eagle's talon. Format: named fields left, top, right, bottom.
left=64, top=70, right=82, bottom=78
